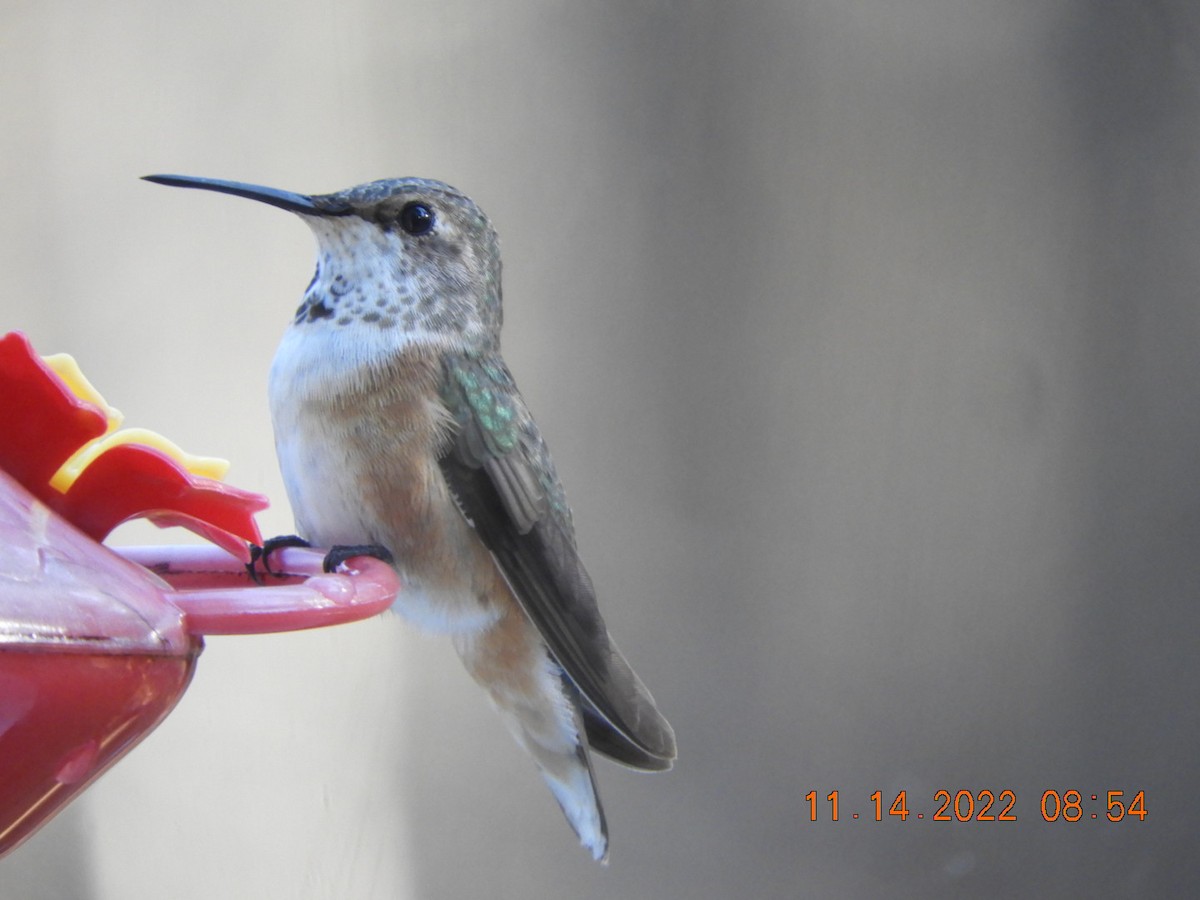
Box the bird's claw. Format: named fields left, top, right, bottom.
left=323, top=543, right=395, bottom=573
left=245, top=534, right=312, bottom=583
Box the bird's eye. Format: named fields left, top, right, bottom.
left=399, top=201, right=436, bottom=236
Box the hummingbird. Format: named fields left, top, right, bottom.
left=143, top=173, right=676, bottom=860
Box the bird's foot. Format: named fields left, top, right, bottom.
left=246, top=534, right=312, bottom=583
left=323, top=544, right=395, bottom=573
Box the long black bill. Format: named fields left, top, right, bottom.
left=141, top=174, right=334, bottom=215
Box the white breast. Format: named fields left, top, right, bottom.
left=267, top=322, right=498, bottom=635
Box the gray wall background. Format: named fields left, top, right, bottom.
left=2, top=1, right=1197, bottom=897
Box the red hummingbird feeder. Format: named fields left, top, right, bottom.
left=0, top=331, right=399, bottom=857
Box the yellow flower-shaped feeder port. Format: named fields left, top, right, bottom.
left=0, top=331, right=265, bottom=560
